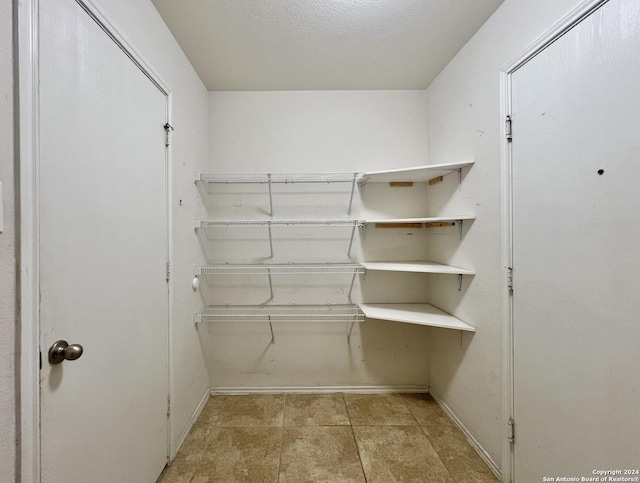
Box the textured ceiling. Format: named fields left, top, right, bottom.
left=150, top=0, right=505, bottom=91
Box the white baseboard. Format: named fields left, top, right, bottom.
left=171, top=389, right=211, bottom=461
left=210, top=385, right=429, bottom=395
left=429, top=390, right=502, bottom=480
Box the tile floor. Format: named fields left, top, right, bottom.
left=157, top=393, right=498, bottom=483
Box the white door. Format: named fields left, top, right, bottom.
left=511, top=0, right=640, bottom=479
left=39, top=1, right=169, bottom=481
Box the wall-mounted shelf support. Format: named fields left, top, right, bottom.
left=458, top=274, right=463, bottom=291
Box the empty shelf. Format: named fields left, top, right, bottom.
left=195, top=304, right=365, bottom=323
left=360, top=162, right=474, bottom=183
left=359, top=303, right=475, bottom=332
left=199, top=172, right=360, bottom=184
left=195, top=263, right=365, bottom=275
left=361, top=262, right=474, bottom=275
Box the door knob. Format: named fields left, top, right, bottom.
left=48, top=340, right=84, bottom=365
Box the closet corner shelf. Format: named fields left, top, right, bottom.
left=361, top=262, right=474, bottom=276
left=359, top=161, right=474, bottom=184
left=359, top=303, right=475, bottom=332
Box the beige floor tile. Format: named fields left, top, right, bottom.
left=279, top=426, right=366, bottom=483
left=284, top=393, right=350, bottom=426
left=192, top=427, right=282, bottom=482
left=204, top=394, right=285, bottom=427
left=157, top=421, right=211, bottom=482
left=421, top=424, right=498, bottom=482
left=352, top=426, right=454, bottom=483
left=398, top=393, right=454, bottom=428
left=344, top=393, right=417, bottom=426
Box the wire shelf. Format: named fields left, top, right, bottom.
left=195, top=263, right=365, bottom=276
left=195, top=304, right=365, bottom=323
left=197, top=219, right=362, bottom=228
left=199, top=172, right=361, bottom=184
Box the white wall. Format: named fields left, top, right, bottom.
left=205, top=91, right=434, bottom=389
left=88, top=0, right=210, bottom=453
left=0, top=0, right=16, bottom=478
left=423, top=0, right=586, bottom=469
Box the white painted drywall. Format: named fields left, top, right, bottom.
left=205, top=91, right=433, bottom=388
left=86, top=0, right=210, bottom=454
left=0, top=0, right=15, bottom=479
left=423, top=0, right=586, bottom=468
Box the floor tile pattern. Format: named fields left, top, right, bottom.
left=158, top=393, right=498, bottom=483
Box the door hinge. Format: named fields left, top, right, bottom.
left=39, top=350, right=42, bottom=370
left=167, top=395, right=171, bottom=418
left=508, top=418, right=515, bottom=443
left=166, top=261, right=171, bottom=282
left=507, top=267, right=514, bottom=292
left=505, top=115, right=512, bottom=143
left=164, top=122, right=174, bottom=147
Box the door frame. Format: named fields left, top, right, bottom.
left=18, top=1, right=174, bottom=480
left=499, top=0, right=609, bottom=481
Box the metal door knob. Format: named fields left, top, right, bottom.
left=48, top=340, right=84, bottom=365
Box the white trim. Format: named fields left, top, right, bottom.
left=210, top=385, right=429, bottom=395
left=18, top=0, right=40, bottom=480
left=18, top=0, right=174, bottom=478
left=171, top=389, right=210, bottom=461
left=430, top=391, right=501, bottom=480
left=500, top=1, right=609, bottom=482
left=502, top=0, right=608, bottom=73
left=499, top=68, right=514, bottom=483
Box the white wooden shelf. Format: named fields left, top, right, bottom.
left=359, top=161, right=474, bottom=184
left=361, top=262, right=474, bottom=275
left=361, top=216, right=474, bottom=240
left=362, top=216, right=475, bottom=224
left=358, top=303, right=475, bottom=332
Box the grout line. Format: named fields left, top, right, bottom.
left=416, top=423, right=456, bottom=482
left=342, top=393, right=369, bottom=483
left=276, top=394, right=286, bottom=483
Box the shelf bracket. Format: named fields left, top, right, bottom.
left=347, top=224, right=357, bottom=258
left=268, top=316, right=275, bottom=345
left=347, top=320, right=356, bottom=343
left=457, top=220, right=463, bottom=240
left=267, top=173, right=274, bottom=217
left=458, top=274, right=463, bottom=292
left=359, top=222, right=368, bottom=241
left=458, top=168, right=463, bottom=191
left=268, top=223, right=274, bottom=259
left=347, top=173, right=357, bottom=215
left=347, top=272, right=357, bottom=303
left=267, top=270, right=274, bottom=302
